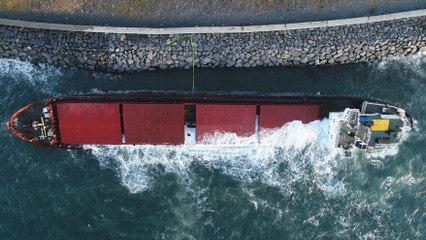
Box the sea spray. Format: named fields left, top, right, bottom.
left=377, top=51, right=426, bottom=78
left=85, top=120, right=344, bottom=194
left=0, top=58, right=63, bottom=95
left=86, top=114, right=411, bottom=195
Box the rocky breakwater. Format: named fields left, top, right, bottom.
left=0, top=16, right=425, bottom=72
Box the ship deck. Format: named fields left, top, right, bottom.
left=9, top=93, right=371, bottom=148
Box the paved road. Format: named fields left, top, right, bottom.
left=0, top=0, right=425, bottom=27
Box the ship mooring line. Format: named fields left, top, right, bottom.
left=167, top=34, right=196, bottom=92
left=191, top=34, right=195, bottom=92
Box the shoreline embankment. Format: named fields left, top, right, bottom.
left=0, top=10, right=425, bottom=72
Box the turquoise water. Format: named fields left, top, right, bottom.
left=0, top=56, right=425, bottom=239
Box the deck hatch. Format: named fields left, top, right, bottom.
left=122, top=104, right=185, bottom=145
left=196, top=104, right=256, bottom=142
left=259, top=104, right=320, bottom=130
left=56, top=103, right=122, bottom=144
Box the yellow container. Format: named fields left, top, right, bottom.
left=371, top=119, right=389, bottom=131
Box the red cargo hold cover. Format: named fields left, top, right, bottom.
left=56, top=103, right=122, bottom=144
left=122, top=104, right=184, bottom=145
left=260, top=104, right=320, bottom=130
left=196, top=104, right=256, bottom=141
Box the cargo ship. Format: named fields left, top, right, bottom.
left=6, top=92, right=412, bottom=155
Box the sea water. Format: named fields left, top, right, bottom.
left=0, top=55, right=425, bottom=239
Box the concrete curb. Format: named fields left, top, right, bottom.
left=1, top=9, right=426, bottom=35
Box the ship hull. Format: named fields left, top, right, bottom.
left=7, top=92, right=410, bottom=149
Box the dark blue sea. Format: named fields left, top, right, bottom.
left=0, top=55, right=425, bottom=239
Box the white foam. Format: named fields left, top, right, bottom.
left=0, top=58, right=63, bottom=95
left=377, top=51, right=426, bottom=75
left=86, top=112, right=410, bottom=194
left=84, top=119, right=361, bottom=195
left=303, top=215, right=320, bottom=227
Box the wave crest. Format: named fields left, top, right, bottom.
left=85, top=120, right=350, bottom=195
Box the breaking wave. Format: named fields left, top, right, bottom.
left=377, top=51, right=426, bottom=77
left=0, top=58, right=63, bottom=95
left=85, top=119, right=405, bottom=195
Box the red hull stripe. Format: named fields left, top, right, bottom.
left=122, top=104, right=185, bottom=145
left=259, top=104, right=320, bottom=130
left=196, top=104, right=256, bottom=141
left=57, top=103, right=122, bottom=144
